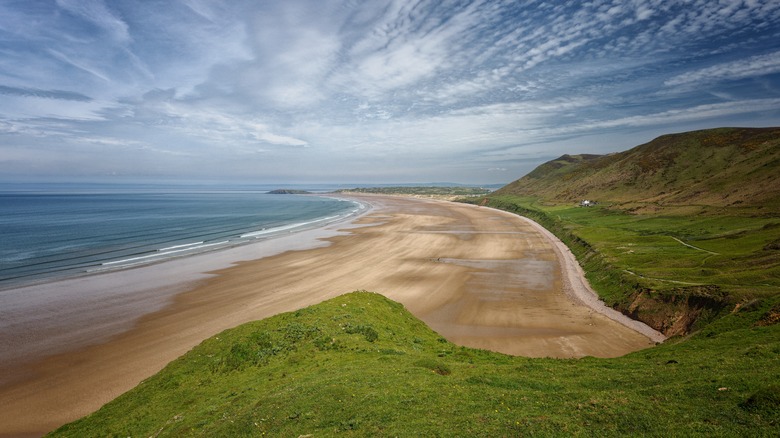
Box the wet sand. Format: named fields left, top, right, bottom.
left=0, top=195, right=659, bottom=437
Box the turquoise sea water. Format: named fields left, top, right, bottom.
left=0, top=186, right=358, bottom=289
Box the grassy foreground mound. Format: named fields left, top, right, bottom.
left=52, top=291, right=779, bottom=437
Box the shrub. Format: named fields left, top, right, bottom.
left=414, top=358, right=451, bottom=375
left=343, top=323, right=379, bottom=342
left=740, top=385, right=780, bottom=416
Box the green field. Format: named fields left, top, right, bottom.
left=50, top=291, right=780, bottom=437
left=492, top=196, right=779, bottom=295
left=475, top=195, right=780, bottom=335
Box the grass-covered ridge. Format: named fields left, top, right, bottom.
left=476, top=127, right=780, bottom=336
left=500, top=127, right=780, bottom=210
left=51, top=291, right=779, bottom=437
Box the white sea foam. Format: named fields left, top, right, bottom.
left=158, top=242, right=204, bottom=252
left=102, top=241, right=230, bottom=266
left=240, top=215, right=340, bottom=238
left=1, top=192, right=366, bottom=289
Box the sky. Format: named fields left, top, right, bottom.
left=1, top=0, right=780, bottom=185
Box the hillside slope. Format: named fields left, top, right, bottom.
left=51, top=291, right=780, bottom=437
left=498, top=127, right=780, bottom=211
left=479, top=127, right=780, bottom=337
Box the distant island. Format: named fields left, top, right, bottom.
left=266, top=189, right=311, bottom=194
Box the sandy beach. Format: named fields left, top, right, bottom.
left=0, top=195, right=661, bottom=437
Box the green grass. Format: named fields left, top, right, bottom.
left=50, top=291, right=780, bottom=437
left=556, top=204, right=779, bottom=293
left=480, top=195, right=780, bottom=300
left=485, top=128, right=780, bottom=332
left=499, top=128, right=780, bottom=211
left=465, top=194, right=780, bottom=336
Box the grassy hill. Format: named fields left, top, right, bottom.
left=479, top=127, right=780, bottom=336
left=50, top=291, right=779, bottom=437
left=499, top=127, right=780, bottom=212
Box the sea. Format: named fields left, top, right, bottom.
left=0, top=184, right=361, bottom=290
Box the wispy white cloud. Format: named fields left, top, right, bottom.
left=0, top=85, right=91, bottom=102
left=47, top=49, right=111, bottom=83
left=665, top=51, right=780, bottom=86
left=478, top=98, right=780, bottom=160
left=1, top=1, right=779, bottom=183
left=580, top=98, right=780, bottom=130
left=0, top=94, right=120, bottom=122
left=54, top=0, right=130, bottom=43
left=331, top=0, right=497, bottom=99
left=131, top=94, right=309, bottom=149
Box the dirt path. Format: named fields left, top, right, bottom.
left=670, top=236, right=720, bottom=255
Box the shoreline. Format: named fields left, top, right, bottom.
left=0, top=194, right=367, bottom=293
left=0, top=198, right=371, bottom=386
left=515, top=213, right=666, bottom=343
left=1, top=195, right=655, bottom=436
